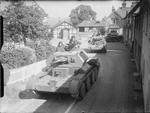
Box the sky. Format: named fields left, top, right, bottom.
left=37, top=1, right=133, bottom=21
left=0, top=1, right=133, bottom=21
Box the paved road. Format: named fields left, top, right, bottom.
left=0, top=43, right=144, bottom=113
left=70, top=43, right=144, bottom=113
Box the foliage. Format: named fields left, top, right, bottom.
left=1, top=43, right=16, bottom=51
left=69, top=5, right=97, bottom=26
left=26, top=39, right=56, bottom=61
left=1, top=1, right=50, bottom=44
left=0, top=39, right=55, bottom=69
left=0, top=45, right=36, bottom=69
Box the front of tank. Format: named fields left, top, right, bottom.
left=32, top=66, right=80, bottom=94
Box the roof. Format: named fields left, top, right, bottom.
left=108, top=11, right=122, bottom=20
left=108, top=1, right=133, bottom=20
left=52, top=20, right=75, bottom=29
left=124, top=1, right=141, bottom=19
left=78, top=20, right=105, bottom=27
left=45, top=17, right=74, bottom=28
left=115, top=7, right=131, bottom=18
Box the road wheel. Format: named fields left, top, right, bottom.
left=86, top=77, right=91, bottom=91
left=92, top=67, right=98, bottom=82
left=79, top=83, right=86, bottom=100
left=91, top=70, right=96, bottom=84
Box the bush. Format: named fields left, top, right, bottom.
left=1, top=43, right=15, bottom=51
left=26, top=39, right=56, bottom=61
left=0, top=45, right=36, bottom=69
left=0, top=39, right=55, bottom=69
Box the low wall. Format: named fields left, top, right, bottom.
left=7, top=60, right=46, bottom=85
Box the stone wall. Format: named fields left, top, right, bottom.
left=4, top=60, right=46, bottom=85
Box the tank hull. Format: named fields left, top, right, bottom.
left=26, top=51, right=100, bottom=100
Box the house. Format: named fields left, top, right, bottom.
left=49, top=19, right=77, bottom=46
left=51, top=20, right=77, bottom=40
left=77, top=20, right=105, bottom=40
left=123, top=0, right=150, bottom=112
left=103, top=1, right=131, bottom=35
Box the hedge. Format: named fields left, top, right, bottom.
left=0, top=40, right=56, bottom=69
left=0, top=45, right=36, bottom=69
left=26, top=39, right=56, bottom=61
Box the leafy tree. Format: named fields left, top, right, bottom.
left=69, top=5, right=96, bottom=26
left=1, top=1, right=50, bottom=45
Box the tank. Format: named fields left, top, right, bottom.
left=26, top=50, right=100, bottom=100
left=80, top=36, right=107, bottom=53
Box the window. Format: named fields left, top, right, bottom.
left=79, top=27, right=85, bottom=32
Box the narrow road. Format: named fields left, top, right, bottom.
left=69, top=42, right=144, bottom=113
left=0, top=42, right=144, bottom=113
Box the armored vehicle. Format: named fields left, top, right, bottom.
left=26, top=50, right=100, bottom=100
left=87, top=36, right=107, bottom=53
left=80, top=36, right=107, bottom=53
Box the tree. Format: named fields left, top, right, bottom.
left=69, top=5, right=96, bottom=26
left=1, top=1, right=50, bottom=45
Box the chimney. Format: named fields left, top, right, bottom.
left=112, top=6, right=115, bottom=12
left=122, top=1, right=126, bottom=8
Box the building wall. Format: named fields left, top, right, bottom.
left=53, top=22, right=77, bottom=41
left=77, top=27, right=100, bottom=40
left=123, top=1, right=150, bottom=111
left=140, top=2, right=150, bottom=111
left=77, top=28, right=93, bottom=40
left=134, top=12, right=143, bottom=71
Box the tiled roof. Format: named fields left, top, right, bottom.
left=52, top=20, right=74, bottom=29
left=108, top=7, right=131, bottom=20
left=116, top=7, right=131, bottom=18
left=46, top=17, right=73, bottom=28
left=124, top=1, right=141, bottom=19
left=78, top=20, right=105, bottom=27
left=108, top=11, right=122, bottom=20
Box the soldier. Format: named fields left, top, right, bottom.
left=56, top=41, right=65, bottom=52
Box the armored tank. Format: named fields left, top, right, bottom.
left=80, top=36, right=107, bottom=53
left=26, top=50, right=100, bottom=100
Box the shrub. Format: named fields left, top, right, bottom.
left=26, top=39, right=56, bottom=61
left=0, top=45, right=36, bottom=69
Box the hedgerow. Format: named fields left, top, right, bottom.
left=26, top=39, right=56, bottom=61
left=0, top=40, right=56, bottom=69
left=0, top=44, right=36, bottom=69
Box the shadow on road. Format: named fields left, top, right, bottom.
left=18, top=89, right=75, bottom=113
left=19, top=89, right=73, bottom=100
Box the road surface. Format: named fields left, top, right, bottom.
left=0, top=42, right=144, bottom=113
